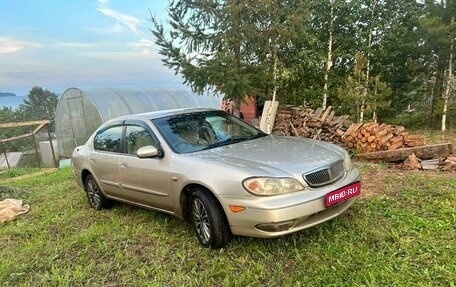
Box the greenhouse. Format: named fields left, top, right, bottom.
left=55, top=87, right=222, bottom=158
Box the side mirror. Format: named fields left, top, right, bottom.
left=137, top=145, right=159, bottom=158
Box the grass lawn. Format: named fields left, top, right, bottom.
left=0, top=163, right=455, bottom=286
left=0, top=168, right=40, bottom=181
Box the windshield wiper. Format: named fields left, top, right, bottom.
left=202, top=134, right=266, bottom=150
left=201, top=138, right=239, bottom=150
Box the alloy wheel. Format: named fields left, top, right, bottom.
left=192, top=198, right=211, bottom=244
left=87, top=179, right=101, bottom=208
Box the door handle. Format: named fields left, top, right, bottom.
left=90, top=158, right=96, bottom=163
left=120, top=162, right=128, bottom=168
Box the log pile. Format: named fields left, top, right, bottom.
left=272, top=105, right=351, bottom=145
left=342, top=122, right=426, bottom=153
left=272, top=105, right=426, bottom=153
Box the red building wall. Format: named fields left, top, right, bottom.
left=240, top=96, right=257, bottom=124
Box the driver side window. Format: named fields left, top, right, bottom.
left=125, top=125, right=155, bottom=155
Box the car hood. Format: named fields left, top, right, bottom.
left=190, top=135, right=345, bottom=176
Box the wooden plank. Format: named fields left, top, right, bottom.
left=421, top=159, right=441, bottom=170
left=0, top=133, right=33, bottom=143
left=0, top=120, right=49, bottom=128
left=32, top=122, right=48, bottom=135
left=356, top=143, right=453, bottom=162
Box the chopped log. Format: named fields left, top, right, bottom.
left=375, top=128, right=389, bottom=138
left=342, top=123, right=362, bottom=139
left=379, top=134, right=394, bottom=146
left=290, top=122, right=300, bottom=137
left=389, top=135, right=404, bottom=145
left=365, top=123, right=379, bottom=132
left=442, top=156, right=456, bottom=171
left=401, top=153, right=422, bottom=170
left=371, top=123, right=388, bottom=134
left=336, top=129, right=344, bottom=137
left=320, top=106, right=332, bottom=123
left=313, top=107, right=323, bottom=119
left=388, top=141, right=404, bottom=150
left=327, top=110, right=335, bottom=123
left=356, top=143, right=453, bottom=162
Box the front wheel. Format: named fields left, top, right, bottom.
left=189, top=190, right=231, bottom=249
left=84, top=175, right=112, bottom=210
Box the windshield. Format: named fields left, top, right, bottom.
left=152, top=110, right=267, bottom=154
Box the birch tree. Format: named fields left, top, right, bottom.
left=420, top=0, right=456, bottom=130
left=441, top=14, right=454, bottom=132
left=322, top=0, right=335, bottom=110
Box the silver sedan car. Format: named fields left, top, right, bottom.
left=72, top=108, right=361, bottom=248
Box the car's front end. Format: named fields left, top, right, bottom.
left=220, top=165, right=360, bottom=238
left=170, top=134, right=361, bottom=238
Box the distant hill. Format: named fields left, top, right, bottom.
left=0, top=92, right=17, bottom=97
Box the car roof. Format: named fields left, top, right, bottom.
left=104, top=107, right=220, bottom=123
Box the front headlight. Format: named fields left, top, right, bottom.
left=242, top=177, right=305, bottom=196
left=343, top=150, right=353, bottom=171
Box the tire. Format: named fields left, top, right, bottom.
left=189, top=189, right=231, bottom=249
left=84, top=175, right=112, bottom=210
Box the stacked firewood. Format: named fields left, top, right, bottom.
left=272, top=105, right=425, bottom=153
left=342, top=122, right=426, bottom=153
left=272, top=105, right=351, bottom=145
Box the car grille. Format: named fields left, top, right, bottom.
left=303, top=160, right=345, bottom=187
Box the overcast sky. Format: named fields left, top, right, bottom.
left=0, top=0, right=182, bottom=96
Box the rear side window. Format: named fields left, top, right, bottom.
left=94, top=126, right=123, bottom=152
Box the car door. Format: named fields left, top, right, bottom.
left=119, top=122, right=173, bottom=212
left=90, top=124, right=123, bottom=198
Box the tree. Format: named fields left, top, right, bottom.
left=0, top=106, right=17, bottom=123
left=337, top=52, right=367, bottom=122
left=151, top=0, right=310, bottom=109
left=419, top=0, right=455, bottom=130
left=150, top=0, right=452, bottom=129
left=17, top=86, right=58, bottom=121
left=367, top=75, right=392, bottom=122
left=322, top=0, right=335, bottom=110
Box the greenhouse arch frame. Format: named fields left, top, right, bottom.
left=55, top=87, right=222, bottom=158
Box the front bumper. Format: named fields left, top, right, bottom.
left=222, top=167, right=361, bottom=238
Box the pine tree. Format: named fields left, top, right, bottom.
left=150, top=0, right=310, bottom=107
left=18, top=86, right=58, bottom=121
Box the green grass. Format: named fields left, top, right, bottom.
left=0, top=167, right=40, bottom=181
left=409, top=129, right=456, bottom=147
left=1, top=166, right=455, bottom=286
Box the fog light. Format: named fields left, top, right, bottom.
left=256, top=220, right=296, bottom=232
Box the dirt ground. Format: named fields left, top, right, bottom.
left=357, top=160, right=455, bottom=199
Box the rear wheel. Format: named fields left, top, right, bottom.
left=84, top=175, right=112, bottom=210
left=189, top=189, right=231, bottom=249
